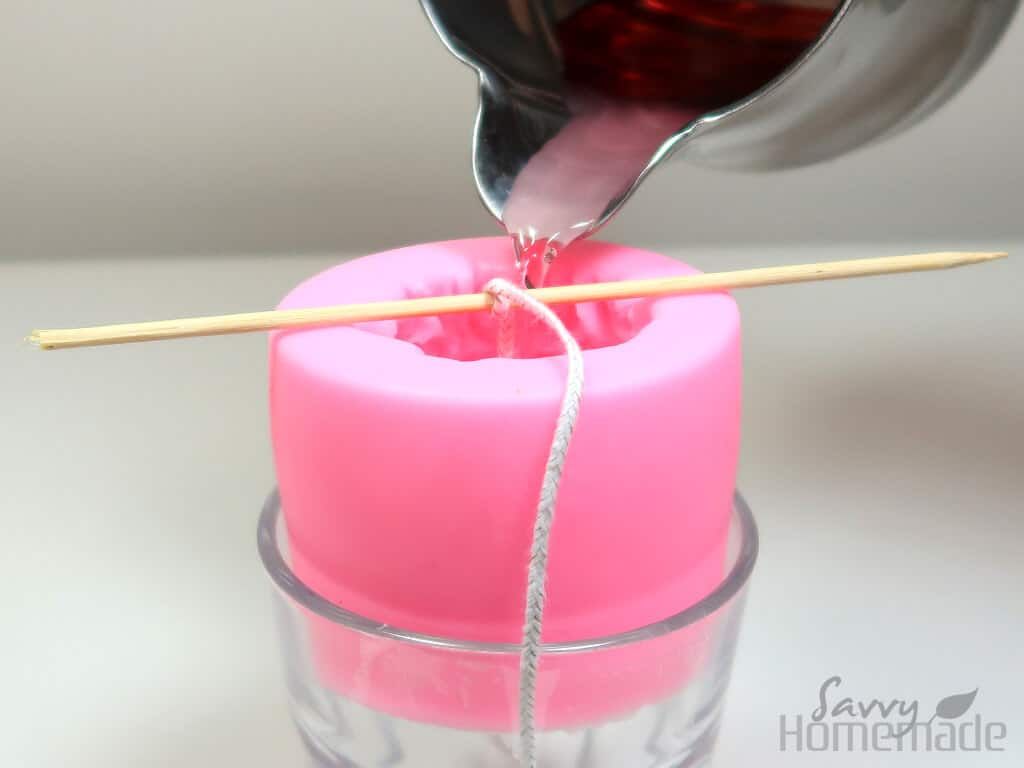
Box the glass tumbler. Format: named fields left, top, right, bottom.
left=258, top=490, right=758, bottom=767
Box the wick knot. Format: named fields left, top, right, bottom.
left=484, top=277, right=517, bottom=317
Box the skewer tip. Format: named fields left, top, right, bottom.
left=966, top=251, right=1009, bottom=264
left=931, top=251, right=1008, bottom=270
left=27, top=330, right=55, bottom=350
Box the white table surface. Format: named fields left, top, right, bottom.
left=3, top=242, right=1022, bottom=766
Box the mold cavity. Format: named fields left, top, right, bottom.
left=360, top=271, right=655, bottom=362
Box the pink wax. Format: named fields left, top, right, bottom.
left=270, top=237, right=741, bottom=728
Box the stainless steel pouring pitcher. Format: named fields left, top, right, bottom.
left=421, top=0, right=1017, bottom=257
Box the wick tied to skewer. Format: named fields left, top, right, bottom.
left=28, top=251, right=1007, bottom=350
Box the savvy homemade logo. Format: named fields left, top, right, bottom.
left=780, top=676, right=1008, bottom=752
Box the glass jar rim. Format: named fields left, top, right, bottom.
left=258, top=489, right=757, bottom=655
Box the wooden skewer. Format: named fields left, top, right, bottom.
left=29, top=251, right=1007, bottom=350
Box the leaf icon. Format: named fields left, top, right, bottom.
left=935, top=689, right=979, bottom=720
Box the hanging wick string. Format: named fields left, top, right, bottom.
left=483, top=278, right=585, bottom=768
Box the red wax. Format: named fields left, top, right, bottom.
left=559, top=0, right=837, bottom=108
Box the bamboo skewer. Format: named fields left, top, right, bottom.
left=29, top=251, right=1007, bottom=351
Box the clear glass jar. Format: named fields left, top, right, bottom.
left=258, top=491, right=758, bottom=767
